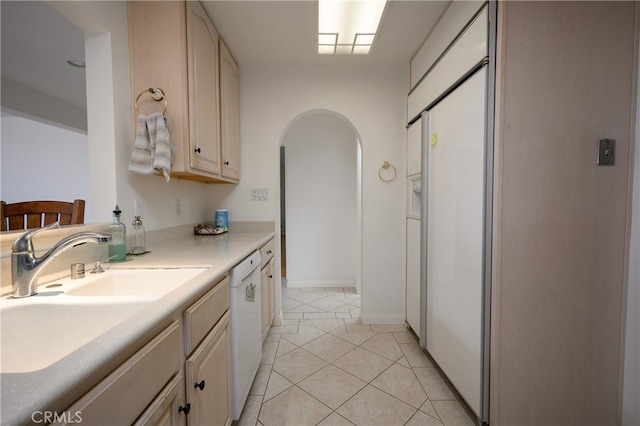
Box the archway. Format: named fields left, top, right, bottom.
left=280, top=109, right=362, bottom=294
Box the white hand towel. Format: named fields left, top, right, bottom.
left=147, top=112, right=173, bottom=182
left=128, top=114, right=154, bottom=175
left=128, top=112, right=173, bottom=182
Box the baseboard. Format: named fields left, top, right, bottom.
left=285, top=280, right=356, bottom=289
left=361, top=313, right=406, bottom=325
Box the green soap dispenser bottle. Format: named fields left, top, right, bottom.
left=108, top=205, right=127, bottom=262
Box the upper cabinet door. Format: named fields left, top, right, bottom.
left=186, top=1, right=221, bottom=175
left=219, top=40, right=240, bottom=181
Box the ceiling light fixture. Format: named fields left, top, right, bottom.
left=318, top=0, right=387, bottom=55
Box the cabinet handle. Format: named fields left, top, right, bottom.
left=195, top=380, right=206, bottom=391
left=224, top=161, right=230, bottom=165
left=268, top=275, right=273, bottom=279
left=179, top=403, right=191, bottom=415
left=194, top=147, right=201, bottom=154
left=267, top=250, right=272, bottom=255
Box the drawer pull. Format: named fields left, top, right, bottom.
left=268, top=275, right=273, bottom=279
left=194, top=147, right=201, bottom=154
left=195, top=380, right=206, bottom=391
left=224, top=161, right=230, bottom=165
left=267, top=249, right=272, bottom=255
left=179, top=403, right=191, bottom=415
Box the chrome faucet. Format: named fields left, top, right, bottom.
left=11, top=222, right=112, bottom=298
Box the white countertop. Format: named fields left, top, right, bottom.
left=1, top=227, right=274, bottom=425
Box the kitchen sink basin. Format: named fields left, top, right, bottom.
left=63, top=268, right=206, bottom=296
left=1, top=267, right=206, bottom=373
left=0, top=297, right=151, bottom=373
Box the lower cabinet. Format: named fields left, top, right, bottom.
left=260, top=238, right=276, bottom=341
left=185, top=311, right=231, bottom=426
left=57, top=276, right=233, bottom=426
left=182, top=276, right=232, bottom=426
left=55, top=321, right=182, bottom=425
left=261, top=260, right=274, bottom=340
left=135, top=372, right=185, bottom=426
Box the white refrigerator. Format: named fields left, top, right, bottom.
left=422, top=66, right=487, bottom=417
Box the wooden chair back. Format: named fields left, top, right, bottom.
left=0, top=199, right=86, bottom=231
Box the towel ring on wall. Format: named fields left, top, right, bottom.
left=378, top=161, right=397, bottom=182
left=135, top=87, right=168, bottom=114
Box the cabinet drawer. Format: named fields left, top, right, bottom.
left=57, top=321, right=181, bottom=425
left=260, top=238, right=275, bottom=266
left=184, top=276, right=230, bottom=355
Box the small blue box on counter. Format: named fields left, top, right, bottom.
left=215, top=209, right=228, bottom=232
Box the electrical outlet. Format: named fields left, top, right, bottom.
left=251, top=188, right=269, bottom=201
left=175, top=198, right=182, bottom=215
left=597, top=139, right=615, bottom=166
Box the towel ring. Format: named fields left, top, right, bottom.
left=135, top=88, right=168, bottom=114
left=379, top=161, right=397, bottom=182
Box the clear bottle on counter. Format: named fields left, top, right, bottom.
left=108, top=205, right=127, bottom=262
left=129, top=215, right=146, bottom=255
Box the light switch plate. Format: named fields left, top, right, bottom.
left=597, top=139, right=615, bottom=166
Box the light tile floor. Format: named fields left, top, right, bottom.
left=234, top=287, right=476, bottom=426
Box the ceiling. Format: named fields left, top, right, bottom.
left=1, top=1, right=87, bottom=109
left=201, top=1, right=448, bottom=66
left=1, top=1, right=449, bottom=111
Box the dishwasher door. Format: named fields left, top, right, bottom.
left=230, top=250, right=262, bottom=420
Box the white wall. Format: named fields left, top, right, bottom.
left=1, top=78, right=87, bottom=132
left=0, top=115, right=92, bottom=223
left=207, top=65, right=407, bottom=323
left=283, top=111, right=357, bottom=286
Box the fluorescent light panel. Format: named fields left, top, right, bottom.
left=318, top=0, right=387, bottom=55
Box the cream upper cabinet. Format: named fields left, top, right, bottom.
left=219, top=40, right=241, bottom=181
left=186, top=1, right=221, bottom=176
left=129, top=1, right=239, bottom=184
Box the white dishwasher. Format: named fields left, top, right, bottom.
left=229, top=250, right=262, bottom=420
